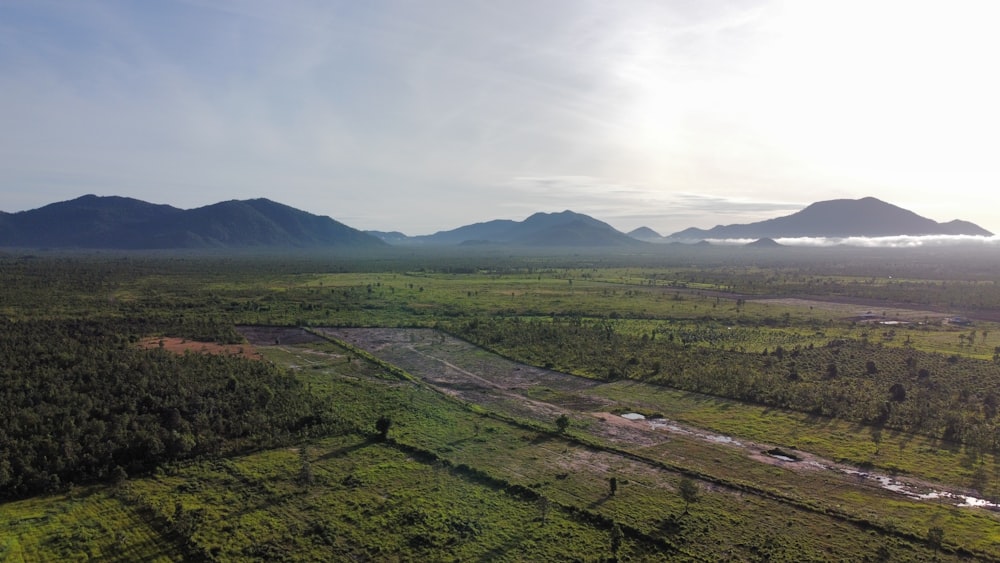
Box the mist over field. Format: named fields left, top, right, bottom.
left=705, top=235, right=1000, bottom=248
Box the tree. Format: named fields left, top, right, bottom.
left=375, top=415, right=392, bottom=441
left=871, top=430, right=882, bottom=455
left=825, top=362, right=839, bottom=379
left=555, top=414, right=570, bottom=434
left=927, top=525, right=944, bottom=553
left=111, top=465, right=128, bottom=487
left=678, top=477, right=700, bottom=516
left=609, top=476, right=618, bottom=497
left=298, top=447, right=314, bottom=486
left=537, top=496, right=550, bottom=525
left=888, top=383, right=907, bottom=402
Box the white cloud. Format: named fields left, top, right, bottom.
left=1, top=1, right=999, bottom=235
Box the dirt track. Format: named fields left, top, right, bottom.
left=310, top=327, right=998, bottom=511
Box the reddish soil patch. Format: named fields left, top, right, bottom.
left=138, top=337, right=262, bottom=360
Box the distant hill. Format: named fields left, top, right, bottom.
left=668, top=197, right=993, bottom=240
left=745, top=237, right=783, bottom=248
left=0, top=195, right=385, bottom=249
left=412, top=219, right=520, bottom=245
left=406, top=210, right=644, bottom=247
left=627, top=226, right=664, bottom=242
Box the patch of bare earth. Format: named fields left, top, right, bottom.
left=756, top=297, right=951, bottom=322
left=137, top=337, right=262, bottom=360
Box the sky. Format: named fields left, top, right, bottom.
left=2, top=1, right=1000, bottom=236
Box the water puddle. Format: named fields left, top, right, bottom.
left=842, top=469, right=1000, bottom=509
left=706, top=434, right=741, bottom=445
left=626, top=412, right=998, bottom=511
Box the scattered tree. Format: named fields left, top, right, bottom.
left=298, top=447, right=314, bottom=486
left=825, top=362, right=839, bottom=379
left=871, top=430, right=883, bottom=455
left=376, top=415, right=392, bottom=441
left=888, top=383, right=907, bottom=402
left=111, top=465, right=128, bottom=487
left=537, top=496, right=550, bottom=525
left=678, top=477, right=700, bottom=516
left=927, top=525, right=944, bottom=553
left=555, top=414, right=570, bottom=434
left=609, top=476, right=618, bottom=497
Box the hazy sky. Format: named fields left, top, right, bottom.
left=3, top=1, right=999, bottom=235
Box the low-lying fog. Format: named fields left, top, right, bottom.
left=702, top=235, right=1000, bottom=248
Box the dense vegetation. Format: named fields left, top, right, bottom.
left=4, top=247, right=1000, bottom=560
left=0, top=317, right=335, bottom=499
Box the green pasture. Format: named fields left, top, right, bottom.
left=277, top=333, right=998, bottom=560
left=593, top=380, right=999, bottom=497
left=5, top=251, right=1000, bottom=560
left=0, top=487, right=183, bottom=562
left=2, top=328, right=996, bottom=561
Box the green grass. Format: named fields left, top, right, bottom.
left=592, top=380, right=998, bottom=493
left=6, top=254, right=1000, bottom=561
left=124, top=435, right=653, bottom=562
left=2, top=332, right=993, bottom=561
left=0, top=487, right=183, bottom=562
left=310, top=327, right=1000, bottom=559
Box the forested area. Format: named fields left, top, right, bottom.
left=0, top=317, right=337, bottom=500
left=453, top=316, right=1000, bottom=454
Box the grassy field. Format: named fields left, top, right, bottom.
left=6, top=328, right=989, bottom=561
left=0, top=487, right=184, bottom=562
left=311, top=327, right=1000, bottom=560
left=5, top=251, right=1000, bottom=560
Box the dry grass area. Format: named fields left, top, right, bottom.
left=137, top=336, right=262, bottom=360
left=756, top=297, right=951, bottom=322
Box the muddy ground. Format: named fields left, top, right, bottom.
left=312, top=327, right=998, bottom=510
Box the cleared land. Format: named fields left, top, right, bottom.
left=306, top=326, right=1000, bottom=559
left=137, top=336, right=263, bottom=360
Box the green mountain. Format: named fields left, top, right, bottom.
left=0, top=195, right=385, bottom=249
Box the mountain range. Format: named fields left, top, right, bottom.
left=371, top=210, right=641, bottom=247
left=665, top=197, right=992, bottom=240
left=0, top=195, right=992, bottom=249
left=0, top=195, right=385, bottom=249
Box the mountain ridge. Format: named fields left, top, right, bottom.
left=668, top=197, right=992, bottom=240
left=376, top=210, right=644, bottom=247
left=0, top=195, right=385, bottom=249
left=1, top=194, right=992, bottom=250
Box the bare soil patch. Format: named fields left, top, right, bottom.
left=318, top=327, right=607, bottom=423
left=756, top=297, right=951, bottom=322
left=138, top=337, right=262, bottom=360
